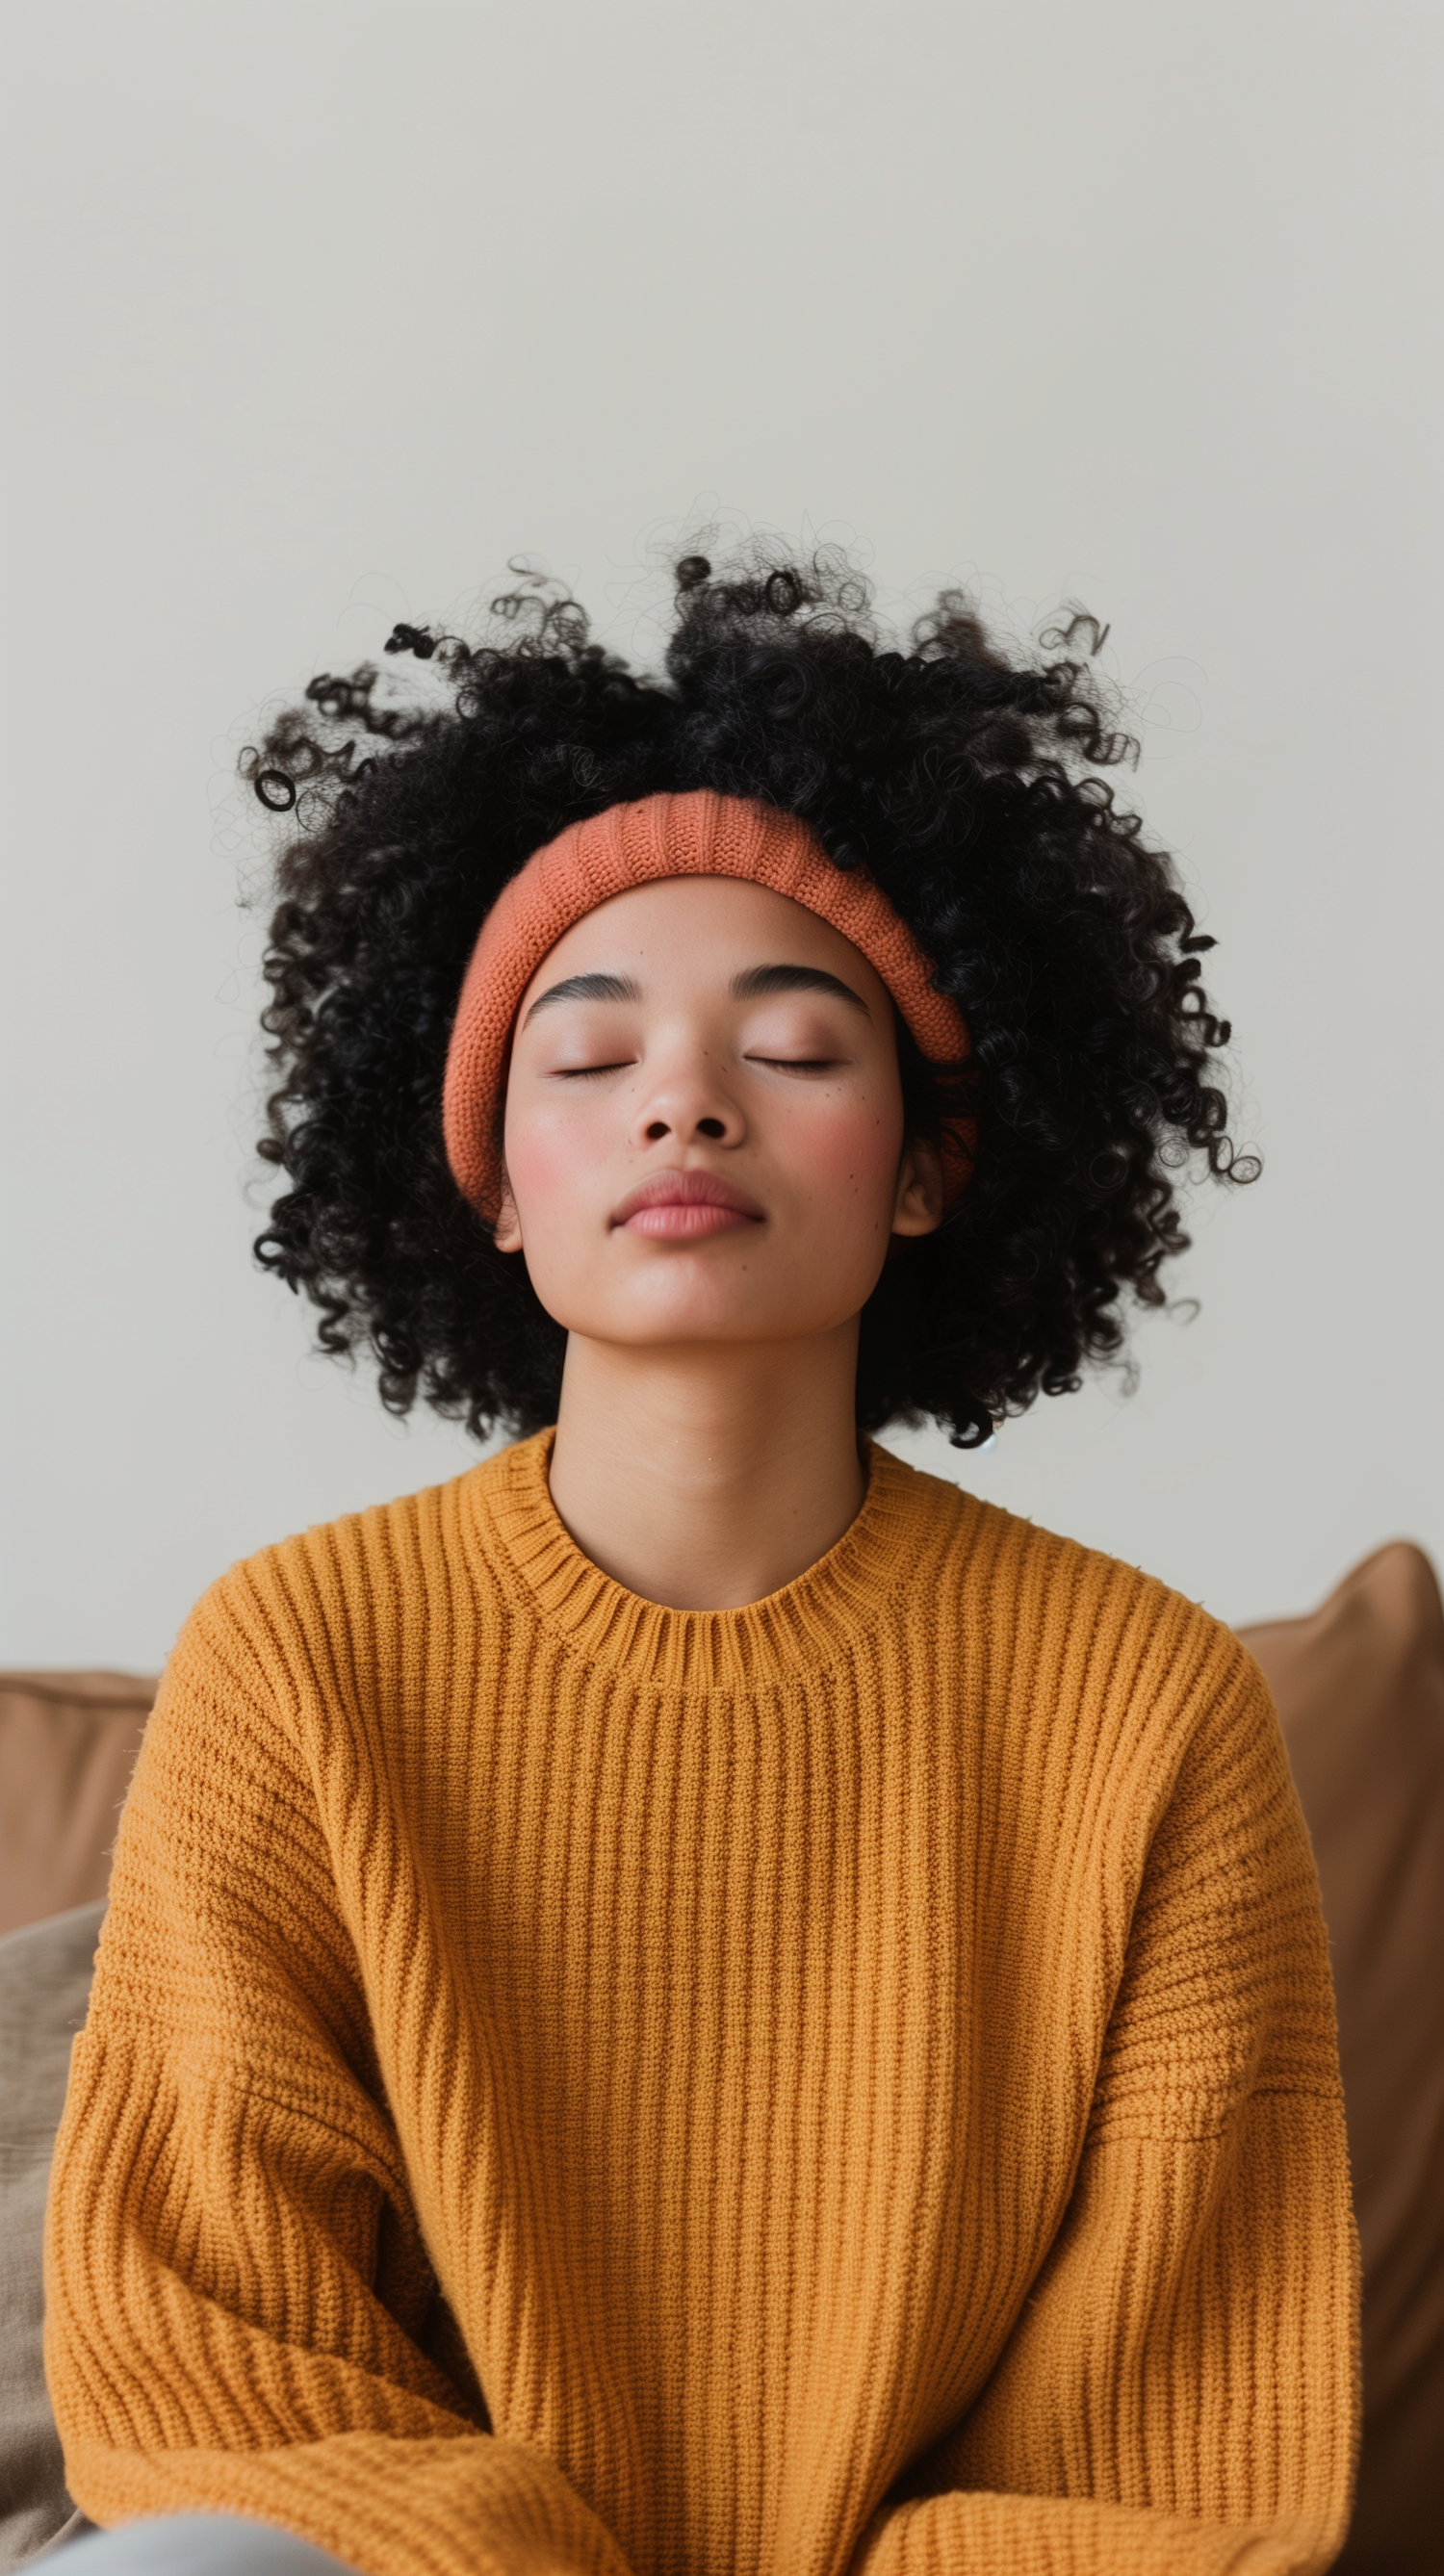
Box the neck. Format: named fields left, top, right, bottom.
left=546, top=1325, right=868, bottom=1610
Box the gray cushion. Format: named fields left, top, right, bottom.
left=0, top=1903, right=104, bottom=2571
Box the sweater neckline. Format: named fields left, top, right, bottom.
left=464, top=1427, right=927, bottom=1693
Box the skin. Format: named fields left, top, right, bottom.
left=495, top=874, right=943, bottom=1610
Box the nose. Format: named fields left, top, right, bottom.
left=630, top=1048, right=746, bottom=1153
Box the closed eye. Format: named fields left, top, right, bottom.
left=744, top=1052, right=848, bottom=1073
left=552, top=1058, right=636, bottom=1078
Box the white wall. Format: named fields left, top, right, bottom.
left=2, top=0, right=1439, bottom=1671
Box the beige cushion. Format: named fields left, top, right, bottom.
left=0, top=1901, right=104, bottom=2570
left=0, top=1675, right=154, bottom=1939
left=1241, top=1543, right=1444, bottom=2576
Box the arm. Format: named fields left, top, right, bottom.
left=851, top=1645, right=1359, bottom=2576
left=43, top=1574, right=633, bottom=2576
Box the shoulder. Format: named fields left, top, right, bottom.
left=169, top=1435, right=539, bottom=1703
left=872, top=1440, right=1271, bottom=1764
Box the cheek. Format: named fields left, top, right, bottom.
left=503, top=1092, right=609, bottom=1233
left=788, top=1088, right=906, bottom=1210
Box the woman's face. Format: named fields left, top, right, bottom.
left=496, top=874, right=941, bottom=1351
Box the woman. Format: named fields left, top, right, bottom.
left=44, top=550, right=1357, bottom=2575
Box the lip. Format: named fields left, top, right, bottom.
left=610, top=1168, right=765, bottom=1239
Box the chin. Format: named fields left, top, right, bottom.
left=580, top=1287, right=862, bottom=1348
left=592, top=1304, right=778, bottom=1347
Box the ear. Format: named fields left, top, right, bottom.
left=890, top=1135, right=944, bottom=1239
left=492, top=1172, right=525, bottom=1255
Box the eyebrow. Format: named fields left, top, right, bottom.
left=519, top=961, right=872, bottom=1027
left=731, top=963, right=871, bottom=1015
left=521, top=971, right=643, bottom=1026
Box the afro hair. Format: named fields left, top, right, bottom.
left=245, top=541, right=1256, bottom=1449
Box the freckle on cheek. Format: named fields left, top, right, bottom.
left=806, top=1118, right=897, bottom=1196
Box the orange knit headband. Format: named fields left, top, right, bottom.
left=442, top=788, right=973, bottom=1218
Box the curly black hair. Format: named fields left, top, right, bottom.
left=245, top=541, right=1255, bottom=1449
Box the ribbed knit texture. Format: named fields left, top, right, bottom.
left=44, top=1435, right=1357, bottom=2576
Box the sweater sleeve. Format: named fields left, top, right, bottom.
left=849, top=1636, right=1360, bottom=2576
left=43, top=1572, right=635, bottom=2576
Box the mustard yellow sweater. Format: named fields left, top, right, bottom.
left=45, top=1434, right=1357, bottom=2576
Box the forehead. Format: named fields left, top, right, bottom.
left=513, top=872, right=890, bottom=1015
